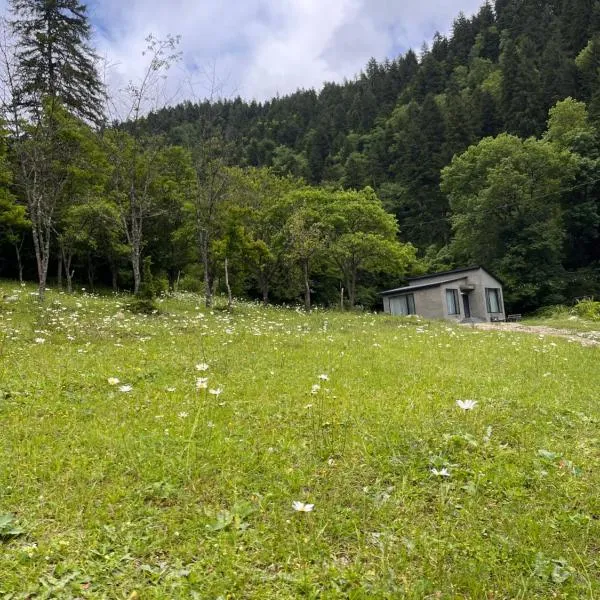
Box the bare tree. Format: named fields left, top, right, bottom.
left=106, top=34, right=181, bottom=294
left=185, top=64, right=237, bottom=307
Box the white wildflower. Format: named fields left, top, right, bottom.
left=431, top=468, right=451, bottom=477
left=196, top=377, right=209, bottom=389
left=195, top=363, right=209, bottom=371
left=34, top=337, right=45, bottom=344
left=318, top=374, right=329, bottom=381
left=107, top=377, right=120, bottom=386
left=178, top=412, right=189, bottom=418
left=118, top=384, right=132, bottom=393
left=311, top=384, right=321, bottom=394
left=208, top=388, right=222, bottom=396
left=292, top=501, right=315, bottom=512
left=457, top=399, right=478, bottom=411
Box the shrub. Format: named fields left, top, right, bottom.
left=572, top=299, right=600, bottom=321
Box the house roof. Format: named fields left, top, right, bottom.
left=406, top=265, right=503, bottom=284
left=380, top=276, right=467, bottom=296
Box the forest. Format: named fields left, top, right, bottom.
left=2, top=0, right=600, bottom=312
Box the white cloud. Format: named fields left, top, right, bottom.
left=73, top=1, right=487, bottom=105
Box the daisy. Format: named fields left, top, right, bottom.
left=196, top=377, right=209, bottom=390
left=107, top=377, right=120, bottom=386
left=208, top=388, right=223, bottom=396
left=431, top=468, right=451, bottom=477
left=456, top=399, right=478, bottom=411
left=118, top=384, right=133, bottom=393
left=292, top=501, right=314, bottom=512
left=318, top=374, right=329, bottom=381
left=195, top=363, right=209, bottom=371
left=311, top=384, right=321, bottom=395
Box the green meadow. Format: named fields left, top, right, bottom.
left=0, top=283, right=598, bottom=599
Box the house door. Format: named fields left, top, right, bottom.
left=462, top=294, right=471, bottom=318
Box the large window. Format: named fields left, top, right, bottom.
left=391, top=293, right=416, bottom=315
left=486, top=288, right=502, bottom=313
left=446, top=289, right=460, bottom=315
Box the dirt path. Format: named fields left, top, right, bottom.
left=469, top=322, right=600, bottom=347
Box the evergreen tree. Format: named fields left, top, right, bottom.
left=10, top=0, right=105, bottom=125
left=501, top=34, right=546, bottom=137
left=541, top=23, right=577, bottom=110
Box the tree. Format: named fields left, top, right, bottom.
left=500, top=34, right=545, bottom=138
left=10, top=0, right=105, bottom=125
left=14, top=101, right=102, bottom=299
left=0, top=125, right=28, bottom=281
left=441, top=133, right=577, bottom=309
left=107, top=34, right=181, bottom=295
left=544, top=98, right=600, bottom=278
left=283, top=190, right=329, bottom=310
left=324, top=188, right=416, bottom=307
left=225, top=167, right=298, bottom=304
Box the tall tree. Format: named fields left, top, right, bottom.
left=442, top=133, right=577, bottom=309
left=10, top=0, right=105, bottom=125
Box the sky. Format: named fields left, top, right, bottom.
left=5, top=0, right=486, bottom=110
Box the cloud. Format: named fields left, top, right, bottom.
left=87, top=0, right=485, bottom=106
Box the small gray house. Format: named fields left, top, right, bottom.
left=381, top=266, right=505, bottom=323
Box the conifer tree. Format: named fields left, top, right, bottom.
left=10, top=0, right=105, bottom=125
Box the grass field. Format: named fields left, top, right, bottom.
left=1, top=283, right=599, bottom=599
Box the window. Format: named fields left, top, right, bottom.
left=391, top=293, right=416, bottom=315
left=486, top=288, right=501, bottom=313
left=446, top=289, right=460, bottom=315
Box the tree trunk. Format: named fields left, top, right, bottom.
left=31, top=220, right=50, bottom=301
left=347, top=270, right=357, bottom=307
left=258, top=271, right=269, bottom=305
left=62, top=247, right=74, bottom=294
left=340, top=287, right=344, bottom=311
left=224, top=257, right=233, bottom=311
left=131, top=244, right=141, bottom=295
left=57, top=253, right=62, bottom=290
left=201, top=231, right=212, bottom=308
left=303, top=260, right=311, bottom=311
left=110, top=262, right=118, bottom=292
left=88, top=260, right=95, bottom=292
left=14, top=241, right=23, bottom=284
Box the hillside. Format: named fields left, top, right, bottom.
left=3, top=0, right=600, bottom=312
left=134, top=0, right=600, bottom=309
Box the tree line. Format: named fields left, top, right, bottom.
left=2, top=0, right=600, bottom=311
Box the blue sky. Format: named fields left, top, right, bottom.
left=4, top=0, right=486, bottom=109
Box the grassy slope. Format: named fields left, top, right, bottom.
left=0, top=283, right=598, bottom=599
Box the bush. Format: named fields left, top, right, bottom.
left=178, top=274, right=203, bottom=293
left=573, top=299, right=600, bottom=321
left=533, top=305, right=571, bottom=319
left=126, top=258, right=161, bottom=314
left=125, top=296, right=158, bottom=315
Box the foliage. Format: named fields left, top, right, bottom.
left=4, top=0, right=600, bottom=312
left=572, top=298, right=600, bottom=320
left=10, top=0, right=105, bottom=125
left=442, top=133, right=577, bottom=310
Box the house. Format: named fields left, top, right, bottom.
left=381, top=266, right=506, bottom=323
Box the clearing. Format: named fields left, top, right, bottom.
left=0, top=283, right=598, bottom=598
